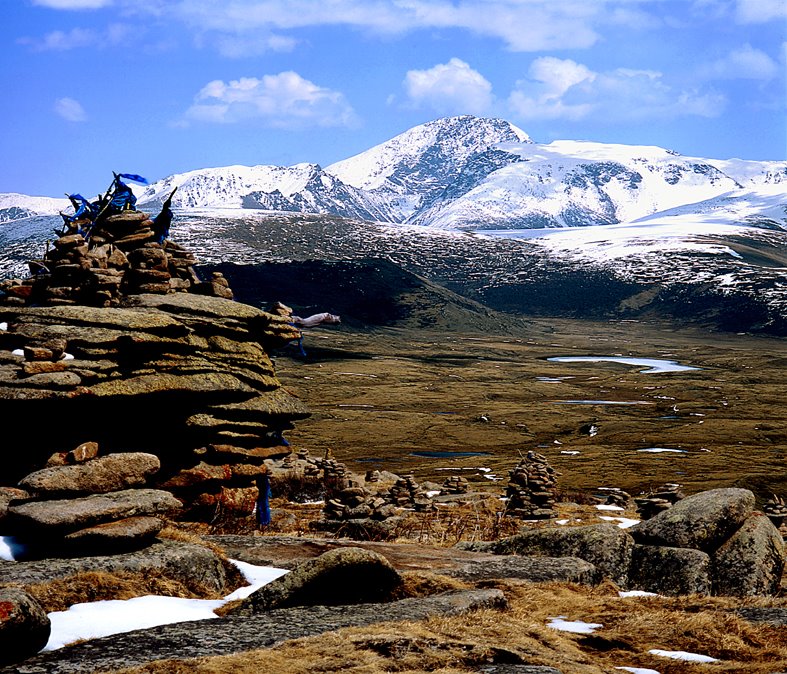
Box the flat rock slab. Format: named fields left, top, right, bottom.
left=19, top=453, right=160, bottom=497
left=0, top=540, right=228, bottom=594
left=206, top=534, right=521, bottom=573
left=6, top=589, right=505, bottom=674
left=447, top=555, right=600, bottom=586
left=476, top=667, right=563, bottom=674
left=7, top=489, right=181, bottom=536
left=735, top=608, right=787, bottom=626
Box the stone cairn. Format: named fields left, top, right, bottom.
left=388, top=474, right=434, bottom=512
left=604, top=488, right=632, bottom=509
left=634, top=483, right=685, bottom=520
left=3, top=442, right=181, bottom=559
left=440, top=475, right=469, bottom=495
left=0, top=210, right=233, bottom=309
left=504, top=451, right=559, bottom=519
left=763, top=495, right=787, bottom=539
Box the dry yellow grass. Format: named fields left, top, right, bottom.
left=115, top=581, right=787, bottom=674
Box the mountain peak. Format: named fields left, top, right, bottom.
left=326, top=115, right=531, bottom=199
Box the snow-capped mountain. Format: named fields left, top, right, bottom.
left=2, top=116, right=785, bottom=233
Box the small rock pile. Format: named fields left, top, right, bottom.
left=604, top=489, right=631, bottom=509
left=3, top=442, right=181, bottom=558
left=440, top=476, right=469, bottom=495
left=634, top=483, right=685, bottom=520
left=324, top=481, right=398, bottom=522
left=388, top=475, right=433, bottom=512
left=504, top=451, right=559, bottom=519
left=763, top=495, right=787, bottom=538
left=0, top=210, right=220, bottom=308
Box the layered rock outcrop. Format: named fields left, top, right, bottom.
left=0, top=206, right=310, bottom=521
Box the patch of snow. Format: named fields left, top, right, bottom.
left=547, top=356, right=698, bottom=373
left=637, top=448, right=687, bottom=454
left=11, top=349, right=23, bottom=356
left=619, top=590, right=659, bottom=598
left=62, top=353, right=75, bottom=361
left=596, top=504, right=624, bottom=511
left=547, top=616, right=603, bottom=634
left=616, top=668, right=661, bottom=674
left=599, top=516, right=641, bottom=529
left=0, top=536, right=25, bottom=561
left=560, top=450, right=581, bottom=456
left=556, top=519, right=570, bottom=525
left=0, top=322, right=7, bottom=331
left=426, top=490, right=441, bottom=497
left=648, top=649, right=718, bottom=663
left=44, top=560, right=288, bottom=650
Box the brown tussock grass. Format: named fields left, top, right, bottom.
left=25, top=570, right=219, bottom=613
left=116, top=579, right=787, bottom=674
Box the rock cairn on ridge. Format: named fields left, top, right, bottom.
left=0, top=199, right=311, bottom=522
left=4, top=443, right=181, bottom=558
left=0, top=210, right=232, bottom=308
left=440, top=476, right=469, bottom=495
left=763, top=495, right=787, bottom=539
left=504, top=451, right=559, bottom=520
left=389, top=475, right=434, bottom=512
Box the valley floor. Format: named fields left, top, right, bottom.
left=275, top=317, right=787, bottom=500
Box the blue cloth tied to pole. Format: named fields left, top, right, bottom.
left=256, top=474, right=272, bottom=527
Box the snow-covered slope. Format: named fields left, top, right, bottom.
left=0, top=193, right=68, bottom=223
left=411, top=140, right=760, bottom=230
left=134, top=163, right=392, bottom=222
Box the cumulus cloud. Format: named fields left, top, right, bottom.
left=702, top=44, right=779, bottom=80
left=508, top=56, right=725, bottom=122
left=54, top=97, right=87, bottom=122
left=18, top=27, right=93, bottom=51
left=18, top=23, right=132, bottom=51
left=32, top=0, right=112, bottom=8
left=182, top=72, right=357, bottom=128
left=403, top=58, right=493, bottom=115
left=735, top=0, right=787, bottom=23
left=116, top=0, right=643, bottom=52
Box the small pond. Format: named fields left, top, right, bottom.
left=547, top=356, right=699, bottom=373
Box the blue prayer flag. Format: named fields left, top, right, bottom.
left=117, top=173, right=149, bottom=185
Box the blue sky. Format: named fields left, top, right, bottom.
left=2, top=0, right=785, bottom=197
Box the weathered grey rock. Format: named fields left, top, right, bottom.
left=736, top=607, right=787, bottom=626
left=469, top=523, right=633, bottom=586
left=0, top=487, right=26, bottom=526
left=447, top=555, right=600, bottom=585
left=628, top=545, right=711, bottom=596
left=231, top=547, right=402, bottom=615
left=0, top=540, right=228, bottom=593
left=713, top=512, right=785, bottom=597
left=630, top=488, right=755, bottom=552
left=62, top=516, right=164, bottom=553
left=0, top=588, right=50, bottom=664
left=7, top=489, right=181, bottom=536
left=5, top=589, right=505, bottom=674
left=19, top=453, right=160, bottom=497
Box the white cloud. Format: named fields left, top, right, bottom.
left=508, top=57, right=725, bottom=122
left=703, top=44, right=779, bottom=80
left=403, top=58, right=493, bottom=115
left=210, top=33, right=297, bottom=58
left=54, top=97, right=87, bottom=122
left=182, top=72, right=357, bottom=128
left=118, top=0, right=654, bottom=52
left=735, top=0, right=787, bottom=23
left=18, top=23, right=132, bottom=51
left=32, top=0, right=112, bottom=8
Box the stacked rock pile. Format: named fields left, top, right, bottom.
left=323, top=480, right=398, bottom=522
left=0, top=210, right=225, bottom=309
left=604, top=489, right=631, bottom=508
left=388, top=475, right=433, bottom=512
left=0, top=292, right=309, bottom=522
left=504, top=451, right=559, bottom=520
left=763, top=495, right=787, bottom=539
left=3, top=442, right=181, bottom=558
left=440, top=476, right=469, bottom=495
left=634, top=483, right=685, bottom=520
